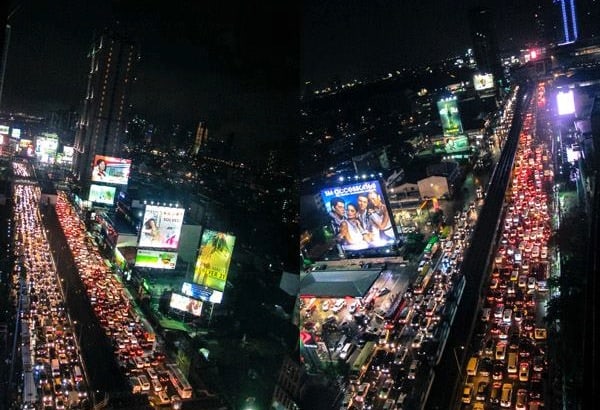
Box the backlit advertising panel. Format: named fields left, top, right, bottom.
left=88, top=184, right=116, bottom=205
left=556, top=90, right=575, bottom=116
left=35, top=133, right=59, bottom=163
left=169, top=293, right=203, bottom=317
left=135, top=249, right=178, bottom=269
left=91, top=154, right=132, bottom=185
left=437, top=97, right=463, bottom=136
left=182, top=281, right=224, bottom=304
left=192, top=230, right=236, bottom=293
left=473, top=73, right=495, bottom=91
left=139, top=205, right=185, bottom=249
left=320, top=179, right=397, bottom=252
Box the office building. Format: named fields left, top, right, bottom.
left=554, top=0, right=579, bottom=44
left=73, top=29, right=137, bottom=183
left=192, top=121, right=208, bottom=156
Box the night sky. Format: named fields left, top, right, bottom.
left=3, top=0, right=545, bottom=150
left=3, top=0, right=298, bottom=156
left=302, top=0, right=541, bottom=86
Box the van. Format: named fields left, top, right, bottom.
left=500, top=383, right=512, bottom=407
left=73, top=365, right=83, bottom=382
left=507, top=352, right=518, bottom=375
left=339, top=343, right=354, bottom=360
left=138, top=375, right=151, bottom=392
left=466, top=356, right=479, bottom=376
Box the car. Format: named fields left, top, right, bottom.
left=478, top=357, right=493, bottom=377
left=348, top=301, right=359, bottom=314
left=518, top=362, right=530, bottom=382
left=515, top=388, right=527, bottom=410
left=407, top=360, right=418, bottom=380
left=321, top=300, right=330, bottom=311
left=377, top=287, right=390, bottom=297
left=492, top=362, right=504, bottom=381
left=489, top=385, right=500, bottom=404
left=155, top=389, right=171, bottom=404
left=462, top=383, right=474, bottom=404
left=476, top=381, right=488, bottom=401
left=532, top=355, right=544, bottom=372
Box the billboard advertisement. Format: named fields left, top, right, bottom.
left=139, top=205, right=185, bottom=249
left=192, top=230, right=236, bottom=293
left=473, top=73, right=495, bottom=91
left=320, top=179, right=397, bottom=252
left=88, top=184, right=116, bottom=205
left=35, top=133, right=59, bottom=163
left=437, top=97, right=463, bottom=136
left=135, top=249, right=178, bottom=269
left=169, top=293, right=203, bottom=317
left=556, top=90, right=575, bottom=116
left=91, top=154, right=132, bottom=185
left=181, top=281, right=224, bottom=304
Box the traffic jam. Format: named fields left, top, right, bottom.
left=301, top=204, right=480, bottom=410
left=54, top=191, right=190, bottom=406
left=12, top=161, right=89, bottom=410
left=460, top=88, right=551, bottom=409
left=11, top=158, right=190, bottom=409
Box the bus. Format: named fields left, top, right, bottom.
left=350, top=341, right=376, bottom=380
left=423, top=235, right=439, bottom=259
left=413, top=264, right=433, bottom=294
left=167, top=364, right=193, bottom=399
left=383, top=296, right=406, bottom=329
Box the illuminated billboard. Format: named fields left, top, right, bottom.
left=556, top=90, right=575, bottom=116
left=35, top=133, right=59, bottom=163
left=182, top=281, right=224, bottom=304
left=91, top=155, right=132, bottom=185
left=139, top=205, right=185, bottom=249
left=169, top=293, right=203, bottom=317
left=192, top=230, right=236, bottom=293
left=473, top=73, right=495, bottom=91
left=437, top=97, right=463, bottom=136
left=320, top=179, right=397, bottom=252
left=88, top=184, right=116, bottom=205
left=135, top=249, right=178, bottom=269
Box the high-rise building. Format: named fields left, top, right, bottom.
left=73, top=29, right=137, bottom=182
left=468, top=7, right=502, bottom=83
left=554, top=0, right=579, bottom=44
left=191, top=121, right=208, bottom=155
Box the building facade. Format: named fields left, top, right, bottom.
left=73, top=29, right=137, bottom=183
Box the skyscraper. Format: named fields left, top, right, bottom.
left=468, top=7, right=502, bottom=83
left=73, top=29, right=137, bottom=182
left=554, top=0, right=579, bottom=44
left=191, top=121, right=208, bottom=156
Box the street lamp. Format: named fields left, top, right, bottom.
left=453, top=345, right=464, bottom=375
